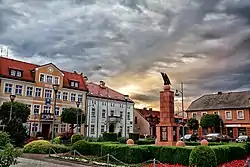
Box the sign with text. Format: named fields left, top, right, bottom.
left=160, top=126, right=168, bottom=141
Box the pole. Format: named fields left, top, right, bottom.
left=181, top=82, right=185, bottom=143
left=9, top=102, right=13, bottom=122
left=76, top=106, right=79, bottom=134
left=125, top=100, right=127, bottom=138
left=51, top=92, right=57, bottom=143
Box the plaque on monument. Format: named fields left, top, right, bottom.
left=160, top=126, right=168, bottom=141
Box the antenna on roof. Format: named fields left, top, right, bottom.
left=6, top=47, right=8, bottom=57
left=0, top=47, right=2, bottom=57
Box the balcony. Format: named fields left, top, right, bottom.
left=40, top=113, right=54, bottom=121
left=108, top=115, right=121, bottom=123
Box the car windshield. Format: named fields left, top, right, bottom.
left=238, top=136, right=248, bottom=139
left=206, top=133, right=220, bottom=137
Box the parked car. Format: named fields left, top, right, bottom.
left=221, top=135, right=234, bottom=142
left=236, top=135, right=250, bottom=142
left=205, top=133, right=222, bottom=142
left=180, top=134, right=199, bottom=142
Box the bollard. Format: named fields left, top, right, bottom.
left=73, top=150, right=76, bottom=159
left=153, top=158, right=156, bottom=167
left=107, top=154, right=110, bottom=167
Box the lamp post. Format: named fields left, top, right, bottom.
left=9, top=95, right=16, bottom=122
left=76, top=101, right=80, bottom=134
left=124, top=95, right=129, bottom=138
left=51, top=84, right=59, bottom=143
left=175, top=82, right=185, bottom=142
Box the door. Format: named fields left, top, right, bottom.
left=42, top=124, right=50, bottom=138
left=109, top=124, right=115, bottom=133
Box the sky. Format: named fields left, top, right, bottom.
left=0, top=0, right=250, bottom=110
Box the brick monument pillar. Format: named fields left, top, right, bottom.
left=155, top=84, right=180, bottom=146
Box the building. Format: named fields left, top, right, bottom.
left=86, top=81, right=134, bottom=138
left=186, top=91, right=250, bottom=138
left=0, top=57, right=88, bottom=137
left=134, top=107, right=188, bottom=138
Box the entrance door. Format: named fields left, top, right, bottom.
left=42, top=124, right=50, bottom=139
left=109, top=124, right=115, bottom=133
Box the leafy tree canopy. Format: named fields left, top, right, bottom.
left=200, top=114, right=223, bottom=129
left=187, top=118, right=199, bottom=130
left=61, top=108, right=85, bottom=126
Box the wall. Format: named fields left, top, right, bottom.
left=133, top=109, right=150, bottom=136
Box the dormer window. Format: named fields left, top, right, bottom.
left=70, top=81, right=79, bottom=88
left=9, top=69, right=23, bottom=77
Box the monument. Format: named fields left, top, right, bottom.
left=155, top=72, right=180, bottom=146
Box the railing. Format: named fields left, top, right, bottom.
left=40, top=113, right=53, bottom=120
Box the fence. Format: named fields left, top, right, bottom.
left=48, top=148, right=163, bottom=167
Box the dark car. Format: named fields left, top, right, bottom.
left=205, top=133, right=222, bottom=142
left=180, top=134, right=199, bottom=142
left=221, top=135, right=234, bottom=142
left=236, top=135, right=250, bottom=143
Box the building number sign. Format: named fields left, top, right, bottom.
left=160, top=126, right=168, bottom=141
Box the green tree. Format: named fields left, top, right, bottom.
left=200, top=114, right=223, bottom=133
left=187, top=118, right=199, bottom=132
left=61, top=108, right=85, bottom=133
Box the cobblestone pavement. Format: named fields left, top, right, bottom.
left=11, top=158, right=89, bottom=167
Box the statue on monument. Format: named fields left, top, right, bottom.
left=160, top=72, right=171, bottom=85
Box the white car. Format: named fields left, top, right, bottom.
left=236, top=136, right=249, bottom=142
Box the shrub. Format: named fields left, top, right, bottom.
left=189, top=146, right=217, bottom=167
left=185, top=141, right=227, bottom=146
left=129, top=133, right=140, bottom=141
left=136, top=140, right=155, bottom=145
left=53, top=137, right=61, bottom=144
left=71, top=134, right=83, bottom=145
left=0, top=143, right=21, bottom=167
left=59, top=132, right=74, bottom=140
left=71, top=140, right=90, bottom=155
left=23, top=140, right=69, bottom=154
left=103, top=132, right=117, bottom=141
left=0, top=131, right=10, bottom=147
left=118, top=137, right=127, bottom=144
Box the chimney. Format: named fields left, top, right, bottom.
left=83, top=76, right=88, bottom=82
left=149, top=108, right=152, bottom=111
left=74, top=71, right=77, bottom=74
left=80, top=72, right=83, bottom=76
left=218, top=91, right=222, bottom=95
left=99, top=80, right=105, bottom=88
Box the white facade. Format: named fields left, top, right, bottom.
left=86, top=96, right=134, bottom=138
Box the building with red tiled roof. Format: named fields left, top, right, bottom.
left=0, top=56, right=88, bottom=137
left=86, top=81, right=134, bottom=138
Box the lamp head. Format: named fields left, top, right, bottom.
left=175, top=89, right=180, bottom=96
left=10, top=94, right=16, bottom=102
left=53, top=84, right=60, bottom=93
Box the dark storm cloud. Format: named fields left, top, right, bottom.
left=131, top=93, right=159, bottom=103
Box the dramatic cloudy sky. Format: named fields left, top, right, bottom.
left=1, top=0, right=250, bottom=110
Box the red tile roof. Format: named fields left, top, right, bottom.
left=136, top=108, right=187, bottom=119
left=0, top=57, right=88, bottom=91
left=87, top=82, right=134, bottom=103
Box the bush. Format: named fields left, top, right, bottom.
left=103, top=132, right=117, bottom=141
left=189, top=146, right=217, bottom=167
left=136, top=140, right=155, bottom=145
left=23, top=140, right=69, bottom=154
left=118, top=137, right=127, bottom=144
left=53, top=137, right=61, bottom=144
left=71, top=134, right=83, bottom=145
left=0, top=131, right=10, bottom=147
left=59, top=132, right=74, bottom=140
left=71, top=140, right=90, bottom=155
left=185, top=141, right=227, bottom=146
left=129, top=133, right=139, bottom=141
left=0, top=143, right=21, bottom=167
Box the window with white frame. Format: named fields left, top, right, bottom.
left=63, top=92, right=68, bottom=101
left=120, top=104, right=123, bottom=108
left=54, top=77, right=59, bottom=85
left=225, top=111, right=232, bottom=120
left=120, top=111, right=123, bottom=117
left=26, top=104, right=32, bottom=110
left=111, top=110, right=114, bottom=116
left=43, top=106, right=51, bottom=113
left=237, top=110, right=244, bottom=119
left=62, top=108, right=66, bottom=112
left=46, top=75, right=53, bottom=84
left=91, top=108, right=95, bottom=118
left=127, top=126, right=130, bottom=134
left=55, top=107, right=60, bottom=116
left=101, top=125, right=105, bottom=133
left=70, top=81, right=79, bottom=88
left=54, top=124, right=59, bottom=133
left=127, top=112, right=130, bottom=120
left=201, top=112, right=207, bottom=117
left=192, top=112, right=197, bottom=119
left=78, top=94, right=83, bottom=102
left=102, top=109, right=106, bottom=118
left=61, top=124, right=66, bottom=133
left=56, top=91, right=61, bottom=99
left=4, top=83, right=13, bottom=93
left=39, top=74, right=45, bottom=82
left=214, top=111, right=219, bottom=115
left=26, top=87, right=33, bottom=96
left=110, top=103, right=114, bottom=107
left=32, top=123, right=38, bottom=132
left=90, top=125, right=95, bottom=134
left=102, top=101, right=106, bottom=106
left=71, top=93, right=76, bottom=101
left=33, top=105, right=40, bottom=115
left=9, top=69, right=22, bottom=77
left=35, top=88, right=42, bottom=97
left=44, top=89, right=52, bottom=98
left=15, top=85, right=23, bottom=95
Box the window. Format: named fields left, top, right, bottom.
left=26, top=104, right=32, bottom=111
left=90, top=125, right=95, bottom=134
left=9, top=69, right=22, bottom=77
left=56, top=91, right=61, bottom=99
left=102, top=110, right=106, bottom=118
left=55, top=107, right=60, bottom=116
left=15, top=85, right=23, bottom=95
left=10, top=69, right=16, bottom=76
left=102, top=101, right=106, bottom=106
left=237, top=110, right=244, bottom=119
left=33, top=105, right=40, bottom=115
left=120, top=104, right=123, bottom=108
left=225, top=111, right=232, bottom=120
left=61, top=124, right=66, bottom=133
left=127, top=112, right=130, bottom=120
left=43, top=106, right=51, bottom=113
left=35, top=88, right=42, bottom=97
left=201, top=112, right=207, bottom=117
left=127, top=126, right=130, bottom=134
left=46, top=75, right=53, bottom=84
left=4, top=83, right=12, bottom=93
left=62, top=108, right=66, bottom=112
left=70, top=81, right=79, bottom=88
left=44, top=89, right=52, bottom=98
left=91, top=108, right=95, bottom=117
left=54, top=124, right=59, bottom=133
left=192, top=112, right=197, bottom=119
left=26, top=87, right=33, bottom=96
left=111, top=110, right=114, bottom=116
left=111, top=103, right=114, bottom=107
left=16, top=71, right=22, bottom=77
left=120, top=111, right=123, bottom=117
left=135, top=116, right=138, bottom=124
left=39, top=74, right=45, bottom=82
left=54, top=77, right=59, bottom=84
left=32, top=123, right=38, bottom=132
left=101, top=125, right=105, bottom=133
left=71, top=93, right=76, bottom=101
left=214, top=111, right=219, bottom=115
left=78, top=94, right=83, bottom=102
left=62, top=92, right=68, bottom=101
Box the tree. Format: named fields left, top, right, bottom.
left=61, top=108, right=85, bottom=133
left=200, top=114, right=223, bottom=133
left=0, top=102, right=30, bottom=146
left=187, top=118, right=199, bottom=132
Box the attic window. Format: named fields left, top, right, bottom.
left=70, top=81, right=79, bottom=88
left=9, top=69, right=23, bottom=77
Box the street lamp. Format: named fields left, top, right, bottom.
left=124, top=95, right=129, bottom=138
left=51, top=84, right=59, bottom=143
left=9, top=95, right=16, bottom=122
left=76, top=101, right=81, bottom=134
left=175, top=82, right=185, bottom=143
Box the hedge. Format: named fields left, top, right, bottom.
left=71, top=134, right=83, bottom=145
left=129, top=133, right=140, bottom=141
left=136, top=140, right=155, bottom=145
left=185, top=141, right=228, bottom=146
left=103, top=133, right=118, bottom=141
